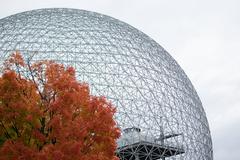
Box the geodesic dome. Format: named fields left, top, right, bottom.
left=0, top=8, right=213, bottom=160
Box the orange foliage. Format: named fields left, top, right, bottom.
left=0, top=52, right=120, bottom=160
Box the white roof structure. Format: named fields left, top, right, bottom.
left=0, top=8, right=213, bottom=160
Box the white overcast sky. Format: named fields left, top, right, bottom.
left=0, top=0, right=239, bottom=159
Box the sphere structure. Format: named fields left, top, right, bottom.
left=0, top=8, right=213, bottom=160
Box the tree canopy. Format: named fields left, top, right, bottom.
left=0, top=52, right=120, bottom=160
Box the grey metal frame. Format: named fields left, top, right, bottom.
left=0, top=8, right=213, bottom=160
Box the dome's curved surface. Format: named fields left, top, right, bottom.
left=0, top=8, right=212, bottom=160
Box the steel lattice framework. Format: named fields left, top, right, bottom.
left=0, top=8, right=213, bottom=160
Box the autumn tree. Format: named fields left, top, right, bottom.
left=0, top=52, right=120, bottom=160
